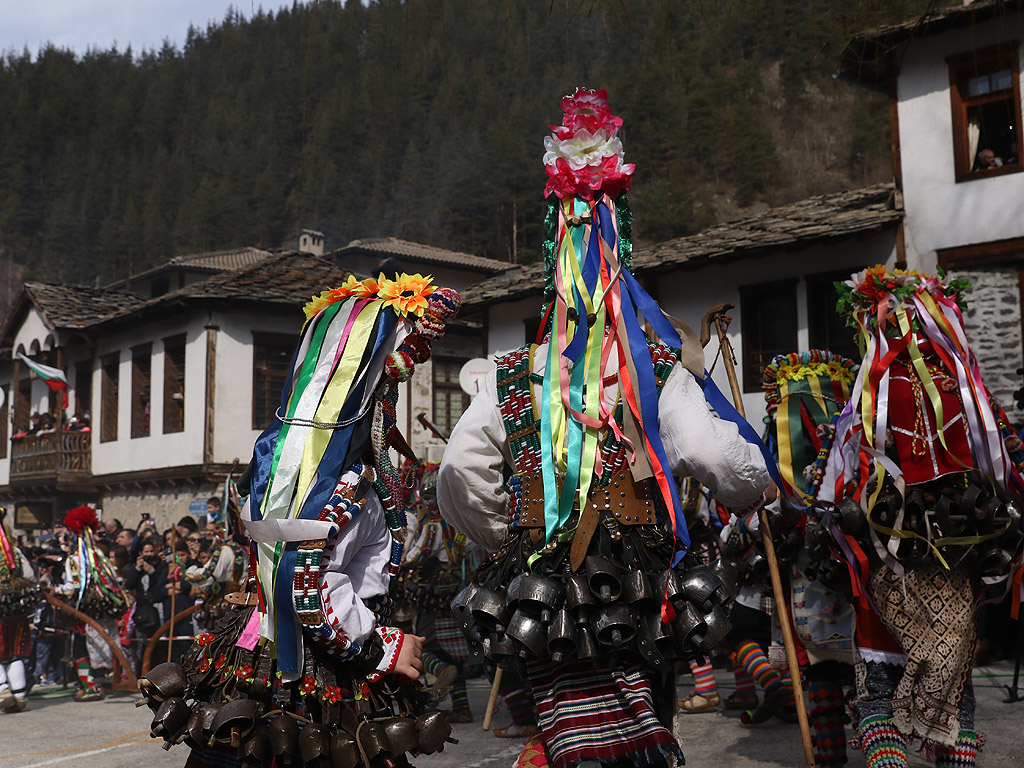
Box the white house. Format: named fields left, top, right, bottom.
left=0, top=244, right=493, bottom=534
left=841, top=0, right=1024, bottom=411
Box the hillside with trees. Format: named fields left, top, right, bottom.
left=0, top=0, right=934, bottom=286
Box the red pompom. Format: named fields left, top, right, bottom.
left=63, top=505, right=99, bottom=535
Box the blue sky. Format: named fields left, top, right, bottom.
left=0, top=1, right=296, bottom=58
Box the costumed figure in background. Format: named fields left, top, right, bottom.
left=759, top=351, right=860, bottom=764
left=57, top=504, right=127, bottom=701
left=396, top=461, right=482, bottom=723
left=0, top=506, right=40, bottom=713
left=815, top=267, right=1024, bottom=768
left=137, top=273, right=462, bottom=768
left=437, top=88, right=771, bottom=768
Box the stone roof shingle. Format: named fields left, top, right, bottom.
left=460, top=183, right=902, bottom=307
left=22, top=282, right=145, bottom=328
left=338, top=237, right=510, bottom=274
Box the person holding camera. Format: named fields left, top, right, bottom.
left=122, top=538, right=168, bottom=674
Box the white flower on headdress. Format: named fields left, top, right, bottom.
left=543, top=128, right=625, bottom=171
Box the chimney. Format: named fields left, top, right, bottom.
left=298, top=229, right=325, bottom=256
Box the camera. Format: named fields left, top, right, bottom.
left=141, top=512, right=151, bottom=521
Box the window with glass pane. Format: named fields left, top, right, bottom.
left=163, top=335, right=186, bottom=434
left=740, top=280, right=798, bottom=392
left=131, top=344, right=152, bottom=438
left=74, top=361, right=92, bottom=422
left=807, top=270, right=863, bottom=363
left=253, top=333, right=294, bottom=430
left=432, top=357, right=471, bottom=436
left=948, top=44, right=1023, bottom=181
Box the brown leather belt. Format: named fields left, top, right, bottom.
left=515, top=471, right=657, bottom=570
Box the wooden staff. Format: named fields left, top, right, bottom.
left=481, top=667, right=503, bottom=730
left=707, top=305, right=816, bottom=768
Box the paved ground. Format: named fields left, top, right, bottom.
left=1, top=660, right=1021, bottom=767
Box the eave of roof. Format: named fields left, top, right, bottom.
left=105, top=247, right=274, bottom=289
left=335, top=237, right=510, bottom=274
left=459, top=183, right=902, bottom=308
left=839, top=0, right=1024, bottom=89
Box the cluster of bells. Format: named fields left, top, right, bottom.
left=0, top=581, right=40, bottom=617
left=193, top=595, right=232, bottom=632
left=806, top=484, right=1023, bottom=584
left=452, top=555, right=739, bottom=672
left=137, top=664, right=453, bottom=767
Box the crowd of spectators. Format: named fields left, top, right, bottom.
left=15, top=498, right=240, bottom=685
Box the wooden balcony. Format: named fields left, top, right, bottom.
left=10, top=431, right=94, bottom=490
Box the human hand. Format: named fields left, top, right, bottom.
left=392, top=633, right=424, bottom=681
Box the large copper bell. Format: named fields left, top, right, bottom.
left=505, top=574, right=526, bottom=613
left=576, top=625, right=599, bottom=661
left=834, top=497, right=866, bottom=536
left=150, top=697, right=191, bottom=745
left=356, top=722, right=389, bottom=763
left=977, top=544, right=1013, bottom=578
left=696, top=602, right=731, bottom=653
left=451, top=583, right=479, bottom=618
left=620, top=570, right=656, bottom=610
left=593, top=604, right=635, bottom=648
left=679, top=565, right=721, bottom=612
left=657, top=569, right=685, bottom=607
left=488, top=633, right=518, bottom=666
left=670, top=601, right=706, bottom=652
left=515, top=575, right=564, bottom=623
left=960, top=485, right=989, bottom=522
left=238, top=730, right=269, bottom=767
left=138, top=661, right=187, bottom=707
left=382, top=716, right=419, bottom=756
left=469, top=587, right=510, bottom=633
left=547, top=608, right=577, bottom=662
left=183, top=703, right=222, bottom=750
left=416, top=710, right=453, bottom=754
left=872, top=492, right=901, bottom=528
left=506, top=610, right=548, bottom=657
left=268, top=714, right=300, bottom=760
left=636, top=614, right=674, bottom=671
left=1001, top=502, right=1023, bottom=545
left=565, top=575, right=595, bottom=623
left=903, top=490, right=928, bottom=536
left=709, top=558, right=739, bottom=602
left=211, top=698, right=259, bottom=747
left=745, top=550, right=768, bottom=581
left=585, top=555, right=622, bottom=603
left=298, top=722, right=331, bottom=765
left=329, top=731, right=359, bottom=768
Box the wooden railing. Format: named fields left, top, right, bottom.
left=10, top=430, right=92, bottom=483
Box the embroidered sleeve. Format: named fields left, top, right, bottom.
left=365, top=626, right=405, bottom=681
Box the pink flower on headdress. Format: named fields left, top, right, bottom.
left=544, top=155, right=635, bottom=200
left=554, top=88, right=623, bottom=137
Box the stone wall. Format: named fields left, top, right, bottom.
left=100, top=483, right=221, bottom=534
left=955, top=267, right=1024, bottom=421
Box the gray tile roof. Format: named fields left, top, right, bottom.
left=105, top=247, right=274, bottom=289
left=840, top=0, right=1024, bottom=88
left=460, top=183, right=902, bottom=307
left=22, top=282, right=145, bottom=328
left=337, top=237, right=510, bottom=273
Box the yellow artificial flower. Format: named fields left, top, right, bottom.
left=376, top=272, right=436, bottom=317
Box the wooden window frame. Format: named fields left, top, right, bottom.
left=739, top=279, right=798, bottom=393
left=0, top=385, right=8, bottom=459
left=252, top=332, right=295, bottom=430
left=100, top=353, right=119, bottom=443
left=948, top=42, right=1024, bottom=183
left=13, top=376, right=29, bottom=434
left=74, top=361, right=92, bottom=422
left=806, top=268, right=865, bottom=363
left=432, top=356, right=471, bottom=437
left=131, top=343, right=152, bottom=439
left=162, top=335, right=186, bottom=434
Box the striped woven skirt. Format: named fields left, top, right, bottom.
left=527, top=659, right=683, bottom=768
left=0, top=614, right=31, bottom=663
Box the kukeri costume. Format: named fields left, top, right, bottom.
left=57, top=505, right=127, bottom=701
left=437, top=89, right=771, bottom=768
left=137, top=274, right=462, bottom=767
left=814, top=268, right=1024, bottom=768
left=0, top=506, right=39, bottom=713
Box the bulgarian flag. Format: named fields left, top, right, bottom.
left=18, top=352, right=70, bottom=408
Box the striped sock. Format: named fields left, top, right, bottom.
left=500, top=680, right=538, bottom=726
left=77, top=658, right=99, bottom=692
left=422, top=651, right=448, bottom=680
left=859, top=715, right=908, bottom=768
left=450, top=676, right=471, bottom=715
left=689, top=659, right=718, bottom=696
left=808, top=679, right=847, bottom=765
left=934, top=729, right=979, bottom=768
left=733, top=665, right=756, bottom=696
left=734, top=640, right=782, bottom=693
